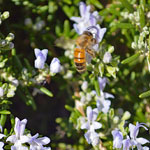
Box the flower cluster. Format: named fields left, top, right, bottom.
left=81, top=106, right=102, bottom=146
left=96, top=77, right=114, bottom=113
left=34, top=48, right=61, bottom=74
left=6, top=117, right=51, bottom=150
left=0, top=125, right=6, bottom=150
left=78, top=77, right=114, bottom=146
left=71, top=2, right=106, bottom=51
left=112, top=122, right=149, bottom=150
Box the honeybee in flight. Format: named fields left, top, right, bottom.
left=74, top=26, right=98, bottom=73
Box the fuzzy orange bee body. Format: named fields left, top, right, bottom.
left=74, top=30, right=97, bottom=73
left=74, top=48, right=86, bottom=73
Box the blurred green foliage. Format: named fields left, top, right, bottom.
left=0, top=0, right=150, bottom=149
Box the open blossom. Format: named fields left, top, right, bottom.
left=112, top=129, right=123, bottom=149
left=0, top=87, right=4, bottom=97
left=98, top=77, right=107, bottom=93
left=96, top=93, right=113, bottom=114
left=123, top=136, right=131, bottom=150
left=112, top=123, right=149, bottom=150
left=70, top=2, right=101, bottom=35
left=103, top=52, right=112, bottom=64
left=71, top=2, right=106, bottom=51
left=34, top=48, right=48, bottom=69
left=81, top=81, right=88, bottom=91
left=0, top=125, right=6, bottom=150
left=87, top=24, right=106, bottom=51
left=129, top=122, right=149, bottom=149
left=50, top=57, right=61, bottom=74
left=96, top=77, right=114, bottom=113
left=81, top=106, right=102, bottom=146
left=6, top=117, right=52, bottom=150
left=29, top=133, right=51, bottom=150
left=6, top=117, right=30, bottom=150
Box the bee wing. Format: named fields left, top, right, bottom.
left=86, top=52, right=92, bottom=64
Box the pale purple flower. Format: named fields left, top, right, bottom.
left=0, top=125, right=6, bottom=150
left=87, top=24, right=107, bottom=51
left=50, top=57, right=61, bottom=74
left=70, top=2, right=100, bottom=35
left=87, top=24, right=107, bottom=43
left=96, top=77, right=114, bottom=113
left=96, top=95, right=111, bottom=114
left=112, top=129, right=123, bottom=149
left=29, top=133, right=51, bottom=150
left=6, top=117, right=30, bottom=150
left=129, top=122, right=149, bottom=149
left=0, top=87, right=4, bottom=97
left=81, top=81, right=88, bottom=91
left=103, top=52, right=112, bottom=64
left=34, top=48, right=48, bottom=69
left=123, top=136, right=131, bottom=150
left=98, top=77, right=107, bottom=93
left=81, top=106, right=102, bottom=146
left=84, top=130, right=100, bottom=146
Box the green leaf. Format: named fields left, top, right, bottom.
left=48, top=1, right=58, bottom=13
left=55, top=25, right=62, bottom=36
left=0, top=110, right=11, bottom=115
left=38, top=87, right=53, bottom=97
left=109, top=108, right=114, bottom=119
left=63, top=0, right=72, bottom=5
left=106, top=66, right=117, bottom=78
left=65, top=105, right=74, bottom=111
left=0, top=114, right=7, bottom=127
left=88, top=0, right=103, bottom=9
left=0, top=100, right=12, bottom=105
left=139, top=5, right=145, bottom=28
left=121, top=53, right=140, bottom=64
left=119, top=0, right=134, bottom=12
left=12, top=49, right=23, bottom=71
left=62, top=5, right=75, bottom=18
left=114, top=23, right=134, bottom=29
left=63, top=20, right=70, bottom=37
left=140, top=0, right=146, bottom=5
left=24, top=58, right=32, bottom=72
left=139, top=90, right=150, bottom=98
left=94, top=78, right=100, bottom=96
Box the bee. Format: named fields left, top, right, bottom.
left=74, top=27, right=98, bottom=73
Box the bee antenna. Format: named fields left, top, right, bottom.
left=86, top=26, right=99, bottom=40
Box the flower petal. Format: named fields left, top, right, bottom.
left=0, top=133, right=5, bottom=139
left=36, top=137, right=50, bottom=145
left=6, top=135, right=17, bottom=143
left=92, top=121, right=102, bottom=130
left=79, top=2, right=86, bottom=18
left=50, top=57, right=61, bottom=74
left=81, top=122, right=89, bottom=130
left=35, top=57, right=45, bottom=69
left=20, top=135, right=31, bottom=143
left=34, top=48, right=41, bottom=58
left=41, top=49, right=48, bottom=61
left=84, top=131, right=91, bottom=144
left=136, top=137, right=149, bottom=145
left=19, top=119, right=27, bottom=137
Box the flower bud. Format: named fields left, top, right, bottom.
left=122, top=111, right=131, bottom=120
left=103, top=52, right=112, bottom=64
left=1, top=11, right=9, bottom=20
left=34, top=48, right=48, bottom=69
left=50, top=57, right=61, bottom=74
left=81, top=81, right=88, bottom=91
left=6, top=33, right=15, bottom=42
left=0, top=87, right=4, bottom=97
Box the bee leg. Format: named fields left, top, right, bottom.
left=85, top=48, right=95, bottom=58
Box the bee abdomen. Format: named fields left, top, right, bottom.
left=74, top=48, right=86, bottom=73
